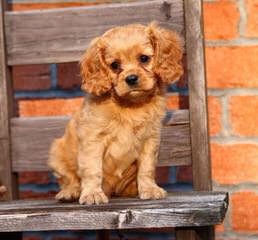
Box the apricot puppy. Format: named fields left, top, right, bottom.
left=48, top=22, right=183, bottom=205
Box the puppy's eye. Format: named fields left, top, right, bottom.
left=110, top=61, right=119, bottom=70
left=139, top=55, right=149, bottom=63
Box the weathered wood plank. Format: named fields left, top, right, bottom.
left=185, top=0, right=211, bottom=194
left=159, top=124, right=191, bottom=166
left=11, top=110, right=191, bottom=172
left=0, top=192, right=228, bottom=232
left=177, top=1, right=213, bottom=240
left=0, top=191, right=227, bottom=210
left=5, top=0, right=184, bottom=65
left=162, top=109, right=189, bottom=125
left=0, top=0, right=18, bottom=201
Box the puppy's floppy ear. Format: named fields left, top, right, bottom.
left=80, top=37, right=112, bottom=96
left=146, top=22, right=183, bottom=84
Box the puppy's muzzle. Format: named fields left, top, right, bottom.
left=125, top=74, right=138, bottom=86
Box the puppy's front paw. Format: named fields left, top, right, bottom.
left=56, top=187, right=80, bottom=202
left=139, top=184, right=167, bottom=200
left=79, top=189, right=109, bottom=205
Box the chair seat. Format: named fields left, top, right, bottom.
left=0, top=191, right=228, bottom=232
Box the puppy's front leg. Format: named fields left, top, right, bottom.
left=137, top=137, right=167, bottom=200
left=78, top=142, right=108, bottom=205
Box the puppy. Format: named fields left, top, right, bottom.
left=48, top=22, right=183, bottom=205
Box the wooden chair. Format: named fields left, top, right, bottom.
left=0, top=0, right=228, bottom=239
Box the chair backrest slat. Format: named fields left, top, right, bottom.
left=11, top=109, right=191, bottom=172
left=5, top=0, right=184, bottom=65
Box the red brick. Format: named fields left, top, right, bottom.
left=176, top=55, right=188, bottom=89
left=211, top=143, right=258, bottom=184
left=57, top=62, right=81, bottom=90
left=18, top=172, right=49, bottom=185
left=208, top=96, right=221, bottom=136
left=231, top=192, right=258, bottom=232
left=12, top=65, right=50, bottom=91
left=156, top=167, right=169, bottom=184
left=203, top=2, right=240, bottom=40
left=18, top=98, right=84, bottom=117
left=229, top=96, right=258, bottom=136
left=19, top=190, right=57, bottom=200
left=176, top=74, right=187, bottom=90
left=18, top=96, right=189, bottom=117
left=166, top=95, right=189, bottom=110
left=176, top=166, right=192, bottom=182
left=206, top=46, right=258, bottom=88
left=245, top=0, right=258, bottom=37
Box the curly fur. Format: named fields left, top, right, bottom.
left=48, top=22, right=183, bottom=205
left=147, top=22, right=183, bottom=84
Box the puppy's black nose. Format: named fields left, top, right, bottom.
left=125, top=74, right=138, bottom=86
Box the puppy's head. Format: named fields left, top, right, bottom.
left=80, top=23, right=183, bottom=100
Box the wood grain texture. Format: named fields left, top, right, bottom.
left=0, top=192, right=228, bottom=232
left=5, top=0, right=184, bottom=65
left=177, top=1, right=213, bottom=239
left=11, top=110, right=191, bottom=172
left=184, top=0, right=211, bottom=192
left=0, top=0, right=18, bottom=201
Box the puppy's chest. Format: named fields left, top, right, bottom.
left=107, top=121, right=148, bottom=156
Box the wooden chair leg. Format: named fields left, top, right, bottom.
left=96, top=229, right=110, bottom=240
left=195, top=226, right=214, bottom=240
left=176, top=228, right=195, bottom=240
left=176, top=226, right=214, bottom=240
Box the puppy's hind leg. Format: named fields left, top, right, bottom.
left=48, top=138, right=81, bottom=202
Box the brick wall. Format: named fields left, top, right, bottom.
left=204, top=0, right=258, bottom=239
left=7, top=0, right=258, bottom=239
